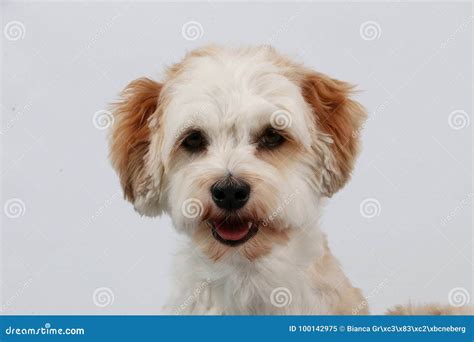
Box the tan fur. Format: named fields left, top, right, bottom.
left=194, top=223, right=289, bottom=262
left=242, top=225, right=289, bottom=261
left=110, top=46, right=463, bottom=315
left=148, top=45, right=367, bottom=199
left=387, top=303, right=473, bottom=315
left=193, top=222, right=228, bottom=262
left=301, top=72, right=366, bottom=196
left=109, top=78, right=162, bottom=202
left=255, top=134, right=303, bottom=169
left=310, top=240, right=369, bottom=314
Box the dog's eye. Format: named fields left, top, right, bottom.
left=259, top=128, right=284, bottom=149
left=182, top=131, right=207, bottom=152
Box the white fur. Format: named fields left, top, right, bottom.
left=116, top=46, right=363, bottom=315
left=112, top=46, right=469, bottom=315
left=166, top=225, right=330, bottom=315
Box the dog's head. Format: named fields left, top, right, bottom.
left=109, top=46, right=366, bottom=261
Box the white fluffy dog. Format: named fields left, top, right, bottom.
left=109, top=45, right=467, bottom=315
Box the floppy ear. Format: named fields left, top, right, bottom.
left=109, top=77, right=164, bottom=216
left=301, top=72, right=366, bottom=196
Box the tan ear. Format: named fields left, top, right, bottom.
left=301, top=72, right=366, bottom=196
left=109, top=78, right=163, bottom=207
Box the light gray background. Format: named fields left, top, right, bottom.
left=1, top=1, right=472, bottom=314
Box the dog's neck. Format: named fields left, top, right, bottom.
left=166, top=223, right=354, bottom=314
left=196, top=220, right=327, bottom=276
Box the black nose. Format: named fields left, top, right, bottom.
left=211, top=178, right=250, bottom=211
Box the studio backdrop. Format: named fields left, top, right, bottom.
left=1, top=1, right=472, bottom=314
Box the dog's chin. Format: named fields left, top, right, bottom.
left=208, top=219, right=259, bottom=247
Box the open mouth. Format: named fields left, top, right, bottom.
left=209, top=219, right=259, bottom=246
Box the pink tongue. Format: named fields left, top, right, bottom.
left=215, top=222, right=250, bottom=241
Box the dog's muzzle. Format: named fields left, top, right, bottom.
left=209, top=219, right=259, bottom=247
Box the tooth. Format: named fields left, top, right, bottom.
left=248, top=222, right=252, bottom=228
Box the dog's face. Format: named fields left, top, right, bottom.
left=110, top=46, right=365, bottom=261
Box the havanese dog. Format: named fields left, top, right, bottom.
left=108, top=45, right=470, bottom=315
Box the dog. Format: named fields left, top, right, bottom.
left=108, top=45, right=470, bottom=315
